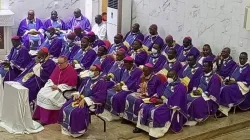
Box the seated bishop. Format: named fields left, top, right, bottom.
left=44, top=10, right=67, bottom=33
left=158, top=48, right=182, bottom=76
left=177, top=37, right=200, bottom=66
left=128, top=39, right=149, bottom=66
left=147, top=44, right=167, bottom=73
left=162, top=35, right=181, bottom=56
left=104, top=48, right=126, bottom=89
left=92, top=45, right=114, bottom=74
left=142, top=24, right=164, bottom=51
left=123, top=63, right=162, bottom=124
left=103, top=56, right=142, bottom=121
left=186, top=59, right=221, bottom=126
left=72, top=36, right=97, bottom=70
left=135, top=70, right=188, bottom=139
left=33, top=56, right=78, bottom=125
left=67, top=8, right=91, bottom=32
left=58, top=64, right=107, bottom=137
left=178, top=54, right=202, bottom=93
left=218, top=52, right=250, bottom=117
left=123, top=23, right=144, bottom=48
left=2, top=36, right=31, bottom=81
left=15, top=47, right=56, bottom=102
left=40, top=26, right=63, bottom=58
left=60, top=33, right=80, bottom=62
left=17, top=10, right=44, bottom=37
left=87, top=31, right=105, bottom=53
left=197, top=44, right=215, bottom=65
left=214, top=47, right=237, bottom=79
left=109, top=33, right=128, bottom=55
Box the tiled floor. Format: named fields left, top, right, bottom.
left=1, top=112, right=250, bottom=140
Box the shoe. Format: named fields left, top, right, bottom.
left=121, top=119, right=130, bottom=124
left=133, top=127, right=142, bottom=133
left=149, top=136, right=157, bottom=140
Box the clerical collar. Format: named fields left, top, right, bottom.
left=27, top=18, right=36, bottom=23
left=131, top=31, right=139, bottom=35
left=184, top=45, right=192, bottom=51
left=167, top=58, right=176, bottom=63
left=75, top=16, right=82, bottom=20
left=223, top=56, right=230, bottom=61
left=239, top=63, right=249, bottom=68
left=150, top=34, right=158, bottom=38
left=16, top=45, right=21, bottom=49
left=204, top=71, right=213, bottom=77
left=151, top=53, right=160, bottom=58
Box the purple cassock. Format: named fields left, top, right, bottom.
left=143, top=35, right=164, bottom=51
left=178, top=64, right=203, bottom=93
left=148, top=54, right=167, bottom=73
left=22, top=34, right=45, bottom=50
left=40, top=35, right=63, bottom=58
left=216, top=57, right=237, bottom=78
left=58, top=78, right=107, bottom=136
left=73, top=49, right=97, bottom=70
left=104, top=61, right=124, bottom=89
left=60, top=43, right=80, bottom=62
left=123, top=31, right=144, bottom=47
left=129, top=49, right=149, bottom=66
left=44, top=18, right=67, bottom=30
left=108, top=43, right=128, bottom=55
left=15, top=59, right=56, bottom=102
left=105, top=66, right=143, bottom=116
left=3, top=46, right=32, bottom=81
left=220, top=64, right=250, bottom=109
left=123, top=74, right=162, bottom=123
left=197, top=55, right=216, bottom=65
left=92, top=56, right=115, bottom=75
left=17, top=18, right=44, bottom=36
left=177, top=46, right=200, bottom=64
left=187, top=72, right=221, bottom=122
left=137, top=81, right=188, bottom=137
left=67, top=15, right=91, bottom=32
left=162, top=59, right=182, bottom=74
left=163, top=43, right=181, bottom=56
left=90, top=39, right=105, bottom=53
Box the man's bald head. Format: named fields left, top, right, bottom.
left=132, top=23, right=140, bottom=33
left=28, top=10, right=35, bottom=20
left=221, top=47, right=231, bottom=59
left=51, top=10, right=58, bottom=21
left=149, top=24, right=158, bottom=35
left=74, top=8, right=82, bottom=18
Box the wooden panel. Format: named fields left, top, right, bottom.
left=0, top=27, right=4, bottom=49
left=102, top=0, right=108, bottom=13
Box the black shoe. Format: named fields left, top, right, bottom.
left=149, top=136, right=157, bottom=140
left=121, top=119, right=130, bottom=124
left=133, top=127, right=142, bottom=133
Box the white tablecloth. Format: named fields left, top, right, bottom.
left=0, top=81, right=44, bottom=134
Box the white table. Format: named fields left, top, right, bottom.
left=0, top=81, right=44, bottom=134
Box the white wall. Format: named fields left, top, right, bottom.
left=9, top=0, right=82, bottom=35
left=132, top=0, right=250, bottom=59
